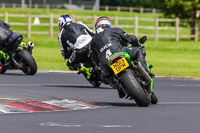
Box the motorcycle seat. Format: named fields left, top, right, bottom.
left=4, top=34, right=23, bottom=53
left=7, top=34, right=22, bottom=45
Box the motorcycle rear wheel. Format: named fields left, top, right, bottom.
left=16, top=49, right=37, bottom=75
left=120, top=69, right=150, bottom=107
left=151, top=93, right=158, bottom=104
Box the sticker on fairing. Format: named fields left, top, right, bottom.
left=74, top=35, right=92, bottom=49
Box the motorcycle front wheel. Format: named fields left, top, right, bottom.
left=16, top=49, right=37, bottom=75
left=0, top=67, right=6, bottom=74
left=120, top=68, right=150, bottom=107
left=87, top=79, right=101, bottom=88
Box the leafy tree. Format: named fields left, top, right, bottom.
left=100, top=0, right=154, bottom=8
left=155, top=0, right=200, bottom=38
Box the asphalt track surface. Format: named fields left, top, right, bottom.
left=0, top=70, right=200, bottom=133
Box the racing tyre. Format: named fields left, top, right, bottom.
left=87, top=79, right=101, bottom=88
left=16, top=49, right=37, bottom=75
left=151, top=93, right=158, bottom=104
left=0, top=67, right=6, bottom=74
left=120, top=69, right=150, bottom=107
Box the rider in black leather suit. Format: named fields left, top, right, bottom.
left=0, top=19, right=13, bottom=49
left=58, top=14, right=94, bottom=70
left=90, top=16, right=148, bottom=83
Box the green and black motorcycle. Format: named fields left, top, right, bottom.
left=0, top=34, right=37, bottom=75
left=108, top=36, right=158, bottom=107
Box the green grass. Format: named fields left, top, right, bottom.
left=24, top=36, right=200, bottom=78
left=0, top=8, right=199, bottom=78
left=0, top=8, right=162, bottom=17
left=0, top=8, right=164, bottom=37
left=0, top=8, right=197, bottom=40
left=26, top=37, right=69, bottom=71
left=145, top=41, right=200, bottom=78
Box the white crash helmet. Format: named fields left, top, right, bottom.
left=58, top=14, right=72, bottom=31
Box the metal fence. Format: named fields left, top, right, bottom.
left=0, top=13, right=199, bottom=41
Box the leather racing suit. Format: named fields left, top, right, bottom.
left=90, top=27, right=148, bottom=81
left=58, top=21, right=94, bottom=70
left=0, top=20, right=14, bottom=70
left=0, top=19, right=13, bottom=49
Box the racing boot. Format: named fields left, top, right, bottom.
left=117, top=85, right=126, bottom=98
left=147, top=64, right=155, bottom=78
left=0, top=51, right=9, bottom=64
left=101, top=75, right=126, bottom=98
left=78, top=63, right=93, bottom=80
left=108, top=76, right=126, bottom=98
left=0, top=51, right=9, bottom=73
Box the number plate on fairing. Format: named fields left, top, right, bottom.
left=111, top=57, right=129, bottom=74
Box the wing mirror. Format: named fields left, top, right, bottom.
left=139, top=36, right=147, bottom=44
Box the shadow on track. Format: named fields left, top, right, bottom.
left=94, top=101, right=137, bottom=107
left=0, top=73, right=25, bottom=76
left=42, top=84, right=113, bottom=90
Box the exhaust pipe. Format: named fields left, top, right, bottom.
left=132, top=60, right=152, bottom=84
left=28, top=41, right=34, bottom=55
left=132, top=60, right=152, bottom=93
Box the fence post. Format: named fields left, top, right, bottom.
left=28, top=14, right=31, bottom=39
left=195, top=18, right=199, bottom=42
left=2, top=3, right=5, bottom=8
left=12, top=4, right=16, bottom=8
left=105, top=6, right=109, bottom=11
left=50, top=14, right=54, bottom=38
left=175, top=17, right=180, bottom=41
left=71, top=15, right=75, bottom=22
left=81, top=5, right=85, bottom=10
left=117, top=6, right=121, bottom=11
left=94, top=15, right=98, bottom=30
left=5, top=12, right=8, bottom=23
left=152, top=8, right=156, bottom=14
left=129, top=7, right=133, bottom=12
left=135, top=16, right=138, bottom=37
left=34, top=4, right=38, bottom=9
left=115, top=16, right=118, bottom=27
left=46, top=4, right=50, bottom=9
left=155, top=18, right=159, bottom=41
left=140, top=7, right=144, bottom=13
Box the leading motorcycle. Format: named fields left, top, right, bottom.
left=108, top=36, right=158, bottom=107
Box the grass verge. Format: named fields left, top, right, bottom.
left=26, top=37, right=200, bottom=78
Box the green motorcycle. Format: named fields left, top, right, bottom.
left=108, top=36, right=158, bottom=107
left=0, top=34, right=37, bottom=75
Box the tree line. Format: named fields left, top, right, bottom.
left=100, top=0, right=200, bottom=39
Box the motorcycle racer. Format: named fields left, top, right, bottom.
left=91, top=17, right=149, bottom=72
left=90, top=16, right=152, bottom=90
left=0, top=19, right=13, bottom=72
left=57, top=14, right=95, bottom=71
